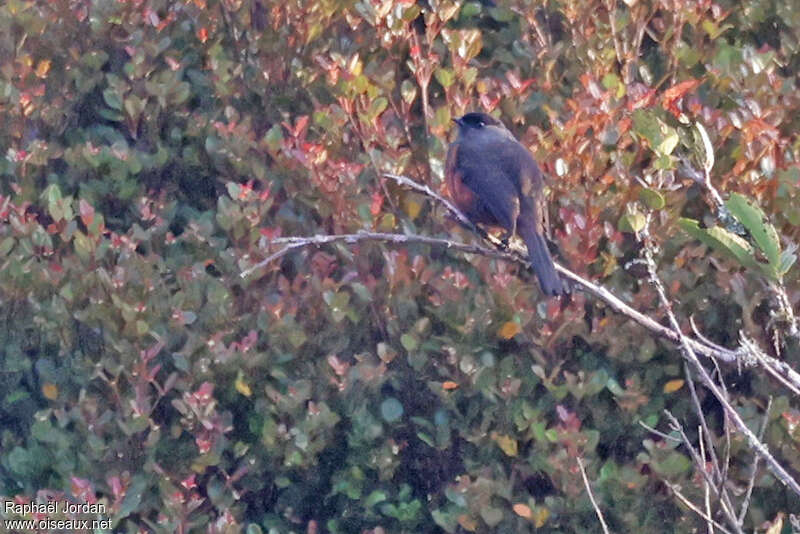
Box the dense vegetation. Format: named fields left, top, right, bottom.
left=1, top=0, right=799, bottom=532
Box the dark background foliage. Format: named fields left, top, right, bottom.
left=1, top=0, right=799, bottom=532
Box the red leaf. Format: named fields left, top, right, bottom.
left=370, top=191, right=384, bottom=216
left=662, top=79, right=702, bottom=104
left=79, top=199, right=94, bottom=227
left=194, top=382, right=215, bottom=402
left=259, top=226, right=282, bottom=239
left=628, top=88, right=656, bottom=111
left=293, top=116, right=309, bottom=138
left=662, top=79, right=702, bottom=117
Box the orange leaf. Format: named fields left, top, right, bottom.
left=512, top=503, right=532, bottom=519
left=663, top=379, right=685, bottom=393
left=662, top=79, right=702, bottom=106
left=457, top=514, right=477, bottom=532
left=497, top=321, right=521, bottom=340
left=42, top=382, right=58, bottom=400
left=35, top=59, right=51, bottom=78
left=442, top=381, right=459, bottom=390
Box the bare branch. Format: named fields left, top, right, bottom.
left=738, top=397, right=772, bottom=524
left=639, top=420, right=682, bottom=443
left=577, top=457, right=612, bottom=534
left=694, top=122, right=725, bottom=210
left=663, top=410, right=743, bottom=534
left=642, top=237, right=800, bottom=498
left=698, top=426, right=713, bottom=534
left=243, top=173, right=743, bottom=363
left=385, top=173, right=738, bottom=363
left=239, top=230, right=515, bottom=278
left=741, top=333, right=800, bottom=395
left=663, top=481, right=734, bottom=534
left=383, top=172, right=475, bottom=230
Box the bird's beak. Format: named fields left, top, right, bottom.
left=452, top=117, right=464, bottom=127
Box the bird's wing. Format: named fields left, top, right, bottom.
left=498, top=139, right=549, bottom=238
left=457, top=138, right=522, bottom=231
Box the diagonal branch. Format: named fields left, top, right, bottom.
left=641, top=231, right=800, bottom=499
left=242, top=173, right=742, bottom=364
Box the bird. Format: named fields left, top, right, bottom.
left=445, top=112, right=566, bottom=296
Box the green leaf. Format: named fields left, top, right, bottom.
left=124, top=95, right=146, bottom=120
left=288, top=327, right=307, bottom=348
left=416, top=431, right=435, bottom=447
left=365, top=490, right=388, bottom=508
left=97, top=107, right=124, bottom=122
left=602, top=72, right=625, bottom=98
left=639, top=188, right=665, bottom=210
left=726, top=193, right=781, bottom=270
left=264, top=124, right=284, bottom=152
left=433, top=106, right=451, bottom=129
left=657, top=127, right=679, bottom=156
left=400, top=333, right=418, bottom=351
left=461, top=2, right=481, bottom=17
left=42, top=183, right=62, bottom=204
left=0, top=237, right=14, bottom=255
left=678, top=218, right=761, bottom=273
left=435, top=68, right=455, bottom=88
left=73, top=231, right=93, bottom=262
left=115, top=475, right=148, bottom=522
left=401, top=5, right=421, bottom=21
left=7, top=447, right=35, bottom=476
left=103, top=88, right=122, bottom=110
left=368, top=96, right=388, bottom=119
left=779, top=247, right=797, bottom=277
left=632, top=110, right=661, bottom=149
left=618, top=212, right=646, bottom=233
left=480, top=506, right=503, bottom=527
left=632, top=109, right=678, bottom=156
left=226, top=182, right=241, bottom=199
left=654, top=451, right=692, bottom=477
left=400, top=80, right=417, bottom=104
left=381, top=397, right=403, bottom=422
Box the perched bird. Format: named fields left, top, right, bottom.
left=445, top=112, right=566, bottom=296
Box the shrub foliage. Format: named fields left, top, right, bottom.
left=1, top=0, right=799, bottom=532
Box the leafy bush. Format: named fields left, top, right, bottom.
left=1, top=0, right=799, bottom=532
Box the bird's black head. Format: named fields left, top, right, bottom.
left=453, top=112, right=502, bottom=131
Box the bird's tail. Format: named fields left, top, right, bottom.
left=518, top=220, right=566, bottom=297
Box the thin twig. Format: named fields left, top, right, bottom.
left=663, top=410, right=742, bottom=533
left=698, top=426, right=713, bottom=534
left=605, top=0, right=624, bottom=67
left=239, top=231, right=516, bottom=278
left=577, top=457, right=611, bottom=534
left=384, top=172, right=474, bottom=229
left=743, top=334, right=800, bottom=396
left=639, top=420, right=682, bottom=443
left=684, top=362, right=736, bottom=518
left=737, top=397, right=772, bottom=524
left=643, top=239, right=800, bottom=498
left=694, top=122, right=725, bottom=210
left=663, top=481, right=734, bottom=534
